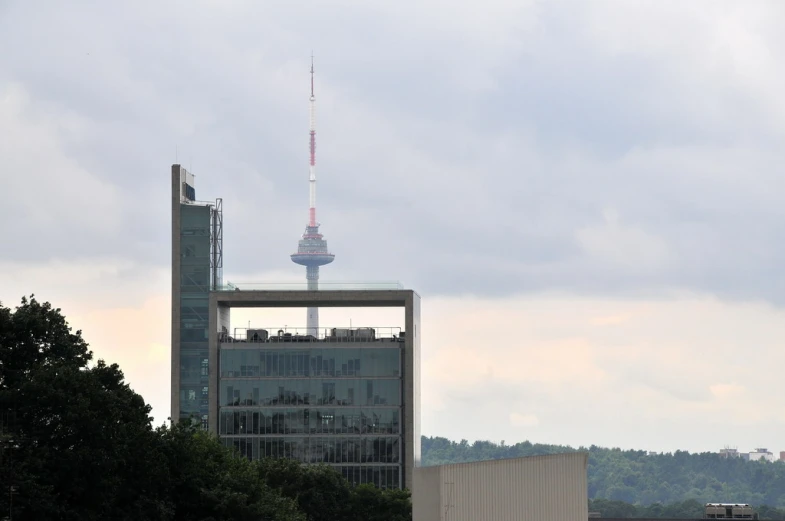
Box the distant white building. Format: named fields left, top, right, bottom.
left=719, top=447, right=776, bottom=462
left=747, top=448, right=775, bottom=462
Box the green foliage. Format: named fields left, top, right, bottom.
left=422, top=436, right=785, bottom=508
left=256, top=458, right=352, bottom=521
left=161, top=423, right=304, bottom=521
left=256, top=458, right=412, bottom=521
left=587, top=499, right=785, bottom=520
left=1, top=295, right=165, bottom=520
left=348, top=485, right=412, bottom=521
left=0, top=296, right=304, bottom=521
left=588, top=498, right=705, bottom=518
left=757, top=505, right=785, bottom=520
left=0, top=295, right=93, bottom=387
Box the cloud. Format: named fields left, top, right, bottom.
left=3, top=0, right=785, bottom=452
left=589, top=312, right=635, bottom=327
left=710, top=383, right=746, bottom=400
left=576, top=208, right=672, bottom=271
left=510, top=413, right=540, bottom=428
left=2, top=1, right=785, bottom=302
left=420, top=293, right=785, bottom=452
left=0, top=83, right=124, bottom=260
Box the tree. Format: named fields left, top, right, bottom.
left=256, top=458, right=352, bottom=521
left=255, top=459, right=412, bottom=521
left=348, top=485, right=412, bottom=521
left=161, top=423, right=304, bottom=521
left=0, top=295, right=92, bottom=386
left=0, top=296, right=169, bottom=520
left=588, top=498, right=638, bottom=518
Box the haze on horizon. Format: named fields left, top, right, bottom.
left=2, top=0, right=785, bottom=456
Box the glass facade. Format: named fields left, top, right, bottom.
left=221, top=378, right=400, bottom=407
left=220, top=436, right=400, bottom=463
left=219, top=344, right=404, bottom=488
left=178, top=204, right=213, bottom=426
left=219, top=408, right=399, bottom=434
left=220, top=347, right=400, bottom=378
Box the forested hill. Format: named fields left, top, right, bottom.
left=422, top=436, right=785, bottom=507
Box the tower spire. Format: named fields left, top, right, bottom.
left=292, top=56, right=335, bottom=336
left=308, top=54, right=317, bottom=227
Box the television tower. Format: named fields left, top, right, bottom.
left=291, top=57, right=335, bottom=336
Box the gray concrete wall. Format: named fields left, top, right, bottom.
left=413, top=465, right=442, bottom=520
left=208, top=300, right=221, bottom=433
left=170, top=165, right=181, bottom=423
left=211, top=289, right=418, bottom=308
left=403, top=291, right=421, bottom=487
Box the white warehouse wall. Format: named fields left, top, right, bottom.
left=413, top=452, right=589, bottom=521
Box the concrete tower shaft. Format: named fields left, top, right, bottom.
left=291, top=225, right=334, bottom=334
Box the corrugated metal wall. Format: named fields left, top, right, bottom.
left=413, top=452, right=588, bottom=521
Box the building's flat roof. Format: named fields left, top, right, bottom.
left=210, top=289, right=419, bottom=308
left=217, top=282, right=403, bottom=291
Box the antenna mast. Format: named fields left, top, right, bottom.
left=291, top=55, right=334, bottom=336
left=309, top=54, right=317, bottom=227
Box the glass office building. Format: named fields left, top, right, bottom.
left=217, top=329, right=405, bottom=488
left=171, top=165, right=222, bottom=426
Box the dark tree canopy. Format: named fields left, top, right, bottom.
left=0, top=295, right=92, bottom=387
left=0, top=296, right=174, bottom=520
left=0, top=297, right=303, bottom=521
left=160, top=423, right=304, bottom=521
left=256, top=458, right=412, bottom=521
left=256, top=458, right=353, bottom=521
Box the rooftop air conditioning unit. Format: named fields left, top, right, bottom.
left=247, top=329, right=269, bottom=342
left=331, top=328, right=352, bottom=339
left=353, top=328, right=375, bottom=340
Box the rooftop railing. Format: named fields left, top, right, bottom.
left=220, top=326, right=404, bottom=343
left=215, top=281, right=404, bottom=291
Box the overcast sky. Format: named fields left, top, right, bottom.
left=3, top=0, right=785, bottom=454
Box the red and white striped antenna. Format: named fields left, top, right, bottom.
left=291, top=55, right=334, bottom=336
left=308, top=54, right=317, bottom=227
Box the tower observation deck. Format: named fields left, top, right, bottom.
left=291, top=57, right=334, bottom=335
